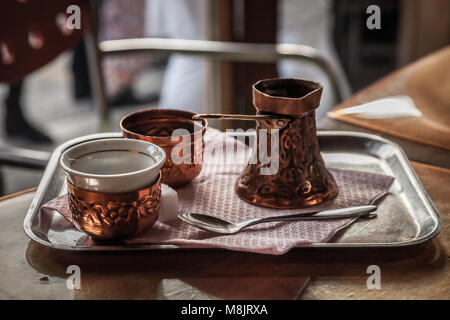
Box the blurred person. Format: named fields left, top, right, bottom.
left=72, top=40, right=92, bottom=101
left=277, top=0, right=352, bottom=119
left=144, top=0, right=214, bottom=114
left=71, top=1, right=160, bottom=106
left=98, top=0, right=156, bottom=105
left=145, top=0, right=349, bottom=119
left=3, top=80, right=52, bottom=144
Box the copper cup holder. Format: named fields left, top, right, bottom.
left=67, top=173, right=161, bottom=241
left=120, top=109, right=207, bottom=188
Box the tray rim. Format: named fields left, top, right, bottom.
left=23, top=130, right=443, bottom=251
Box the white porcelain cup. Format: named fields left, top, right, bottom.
left=60, top=138, right=166, bottom=193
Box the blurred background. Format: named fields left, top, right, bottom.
left=0, top=0, right=449, bottom=195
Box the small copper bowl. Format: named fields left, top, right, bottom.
left=120, top=109, right=207, bottom=188
left=67, top=173, right=161, bottom=241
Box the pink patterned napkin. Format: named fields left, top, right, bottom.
left=41, top=129, right=394, bottom=255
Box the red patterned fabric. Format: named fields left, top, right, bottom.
left=0, top=0, right=87, bottom=83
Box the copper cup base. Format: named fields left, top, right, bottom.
left=235, top=179, right=338, bottom=209
left=67, top=174, right=161, bottom=241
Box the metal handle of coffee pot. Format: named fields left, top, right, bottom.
left=192, top=114, right=291, bottom=129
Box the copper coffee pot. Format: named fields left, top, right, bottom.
left=194, top=78, right=338, bottom=209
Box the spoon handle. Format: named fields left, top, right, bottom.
left=243, top=205, right=377, bottom=227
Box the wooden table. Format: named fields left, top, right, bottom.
left=0, top=161, right=448, bottom=300
left=1, top=50, right=450, bottom=300
left=321, top=46, right=450, bottom=169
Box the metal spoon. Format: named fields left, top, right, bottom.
left=178, top=205, right=377, bottom=234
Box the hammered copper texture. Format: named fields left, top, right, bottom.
left=236, top=112, right=338, bottom=209
left=121, top=109, right=206, bottom=188
left=67, top=176, right=161, bottom=240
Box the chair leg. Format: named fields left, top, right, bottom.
left=84, top=0, right=109, bottom=132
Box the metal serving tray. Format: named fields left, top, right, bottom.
left=24, top=131, right=442, bottom=250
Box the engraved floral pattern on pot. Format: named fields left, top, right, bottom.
left=236, top=112, right=338, bottom=209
